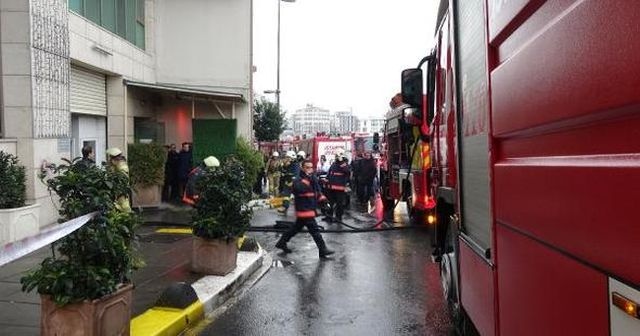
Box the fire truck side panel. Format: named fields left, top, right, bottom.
left=491, top=0, right=640, bottom=284
left=496, top=224, right=609, bottom=335
left=459, top=241, right=496, bottom=336
left=454, top=0, right=493, bottom=252
left=488, top=0, right=640, bottom=333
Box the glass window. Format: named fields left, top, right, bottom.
left=116, top=0, right=126, bottom=38
left=101, top=0, right=116, bottom=32
left=69, top=0, right=84, bottom=14
left=135, top=22, right=145, bottom=49
left=126, top=0, right=136, bottom=42
left=85, top=0, right=101, bottom=24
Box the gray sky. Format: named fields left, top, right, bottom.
left=253, top=0, right=439, bottom=119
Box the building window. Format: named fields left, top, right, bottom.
left=69, top=0, right=145, bottom=50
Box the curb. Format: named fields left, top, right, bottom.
left=131, top=245, right=267, bottom=336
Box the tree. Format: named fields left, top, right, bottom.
left=253, top=98, right=285, bottom=142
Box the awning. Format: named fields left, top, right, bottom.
left=124, top=80, right=244, bottom=102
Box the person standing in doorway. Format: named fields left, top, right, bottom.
left=177, top=142, right=193, bottom=201
left=163, top=144, right=180, bottom=202
left=78, top=145, right=95, bottom=168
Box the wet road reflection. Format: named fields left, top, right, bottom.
left=196, top=198, right=453, bottom=335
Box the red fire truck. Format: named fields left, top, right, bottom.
left=398, top=1, right=640, bottom=335
left=296, top=136, right=354, bottom=170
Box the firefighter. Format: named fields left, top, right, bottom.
left=296, top=150, right=306, bottom=163
left=182, top=156, right=220, bottom=206
left=275, top=160, right=335, bottom=259
left=265, top=151, right=281, bottom=198
left=277, top=151, right=298, bottom=215
left=325, top=148, right=350, bottom=222
left=106, top=147, right=132, bottom=213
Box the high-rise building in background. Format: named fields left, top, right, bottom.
left=292, top=104, right=331, bottom=136
left=334, top=110, right=359, bottom=135
left=358, top=117, right=385, bottom=133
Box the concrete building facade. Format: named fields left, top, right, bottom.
left=292, top=104, right=331, bottom=136
left=0, top=0, right=253, bottom=227
left=334, top=110, right=358, bottom=135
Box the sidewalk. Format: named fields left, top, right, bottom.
left=0, top=205, right=268, bottom=336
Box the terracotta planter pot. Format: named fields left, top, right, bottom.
left=192, top=236, right=238, bottom=275
left=132, top=185, right=161, bottom=208
left=41, top=284, right=133, bottom=336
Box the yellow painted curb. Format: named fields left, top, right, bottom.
left=156, top=228, right=192, bottom=234
left=131, top=301, right=204, bottom=336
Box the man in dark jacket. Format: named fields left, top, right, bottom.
left=275, top=160, right=334, bottom=259
left=177, top=142, right=193, bottom=200
left=163, top=144, right=180, bottom=202
left=325, top=149, right=350, bottom=222
left=358, top=151, right=377, bottom=204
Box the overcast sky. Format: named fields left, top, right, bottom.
left=252, top=0, right=439, bottom=119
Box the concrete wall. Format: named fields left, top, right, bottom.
left=155, top=0, right=253, bottom=138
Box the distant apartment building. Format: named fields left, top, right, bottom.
left=292, top=104, right=331, bottom=136
left=334, top=110, right=359, bottom=135
left=359, top=117, right=385, bottom=133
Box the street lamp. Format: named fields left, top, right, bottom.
left=275, top=0, right=295, bottom=109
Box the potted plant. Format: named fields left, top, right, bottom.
left=191, top=157, right=253, bottom=275
left=20, top=158, right=142, bottom=336
left=0, top=151, right=40, bottom=245
left=128, top=143, right=166, bottom=207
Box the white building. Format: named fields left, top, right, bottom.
left=359, top=117, right=385, bottom=133
left=292, top=104, right=331, bottom=136
left=334, top=110, right=359, bottom=135
left=0, top=0, right=253, bottom=227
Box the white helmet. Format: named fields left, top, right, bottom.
left=106, top=147, right=122, bottom=157
left=203, top=156, right=220, bottom=168
left=297, top=151, right=306, bottom=159
left=272, top=151, right=279, bottom=157
left=335, top=148, right=345, bottom=159
left=286, top=150, right=296, bottom=159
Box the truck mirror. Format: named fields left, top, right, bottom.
left=401, top=68, right=423, bottom=108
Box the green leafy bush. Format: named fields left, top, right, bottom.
left=0, top=151, right=26, bottom=209
left=21, top=158, right=143, bottom=306
left=192, top=157, right=253, bottom=240
left=127, top=143, right=166, bottom=189
left=233, top=137, right=264, bottom=190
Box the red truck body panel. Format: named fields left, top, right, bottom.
left=430, top=0, right=640, bottom=334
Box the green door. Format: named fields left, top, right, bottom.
left=192, top=119, right=237, bottom=164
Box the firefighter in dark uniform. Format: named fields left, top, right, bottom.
left=275, top=160, right=335, bottom=259
left=325, top=149, right=350, bottom=222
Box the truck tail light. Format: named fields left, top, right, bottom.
left=427, top=214, right=436, bottom=225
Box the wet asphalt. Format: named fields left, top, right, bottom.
left=196, top=198, right=453, bottom=335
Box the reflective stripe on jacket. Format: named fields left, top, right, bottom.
left=328, top=161, right=350, bottom=191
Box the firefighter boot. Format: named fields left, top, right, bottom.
left=311, top=232, right=334, bottom=259
left=275, top=235, right=293, bottom=253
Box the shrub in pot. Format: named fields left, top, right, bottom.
left=0, top=151, right=40, bottom=245
left=20, top=158, right=143, bottom=335
left=234, top=137, right=264, bottom=192
left=191, top=157, right=253, bottom=275
left=127, top=143, right=166, bottom=206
